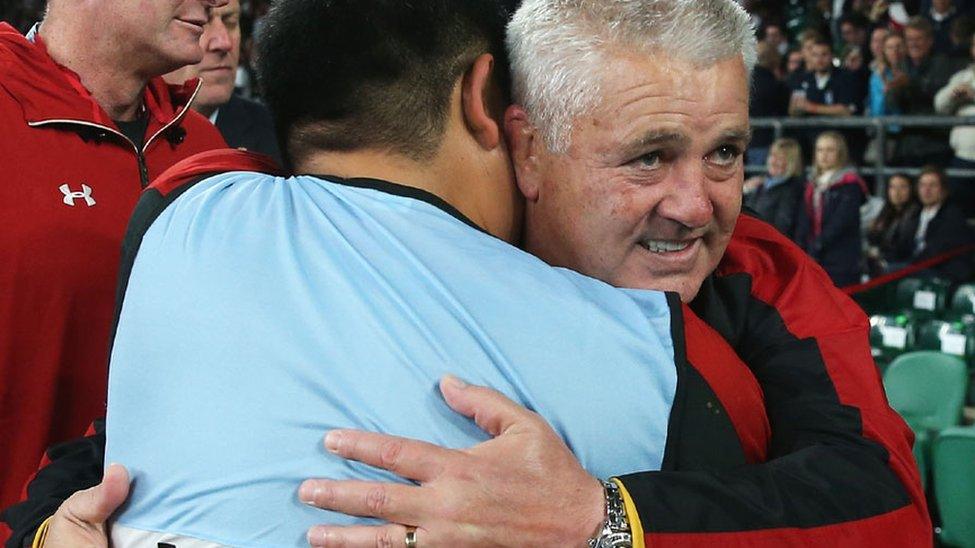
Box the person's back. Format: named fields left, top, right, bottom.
left=105, top=165, right=679, bottom=547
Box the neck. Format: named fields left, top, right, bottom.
left=294, top=149, right=519, bottom=244
left=38, top=15, right=148, bottom=121
left=194, top=102, right=219, bottom=119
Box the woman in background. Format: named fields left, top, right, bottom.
left=795, top=131, right=869, bottom=287
left=865, top=173, right=919, bottom=276
left=743, top=138, right=804, bottom=238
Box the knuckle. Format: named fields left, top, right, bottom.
left=365, top=486, right=389, bottom=515
left=378, top=439, right=404, bottom=470
left=375, top=527, right=397, bottom=548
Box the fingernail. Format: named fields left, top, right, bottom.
left=324, top=431, right=343, bottom=453
left=443, top=374, right=467, bottom=389
left=298, top=482, right=319, bottom=504
left=307, top=526, right=328, bottom=546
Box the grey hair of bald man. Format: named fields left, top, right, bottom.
left=507, top=0, right=757, bottom=153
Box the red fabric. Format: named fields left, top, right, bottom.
left=842, top=243, right=975, bottom=294
left=681, top=305, right=770, bottom=463
left=0, top=23, right=227, bottom=509
left=150, top=148, right=286, bottom=197
left=655, top=214, right=930, bottom=547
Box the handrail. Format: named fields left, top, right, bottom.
left=750, top=115, right=975, bottom=129
left=747, top=115, right=975, bottom=193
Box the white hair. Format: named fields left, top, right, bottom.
left=507, top=0, right=757, bottom=152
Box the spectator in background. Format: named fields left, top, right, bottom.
left=935, top=31, right=975, bottom=218
left=838, top=12, right=872, bottom=63
left=748, top=41, right=791, bottom=166
left=790, top=39, right=865, bottom=116
left=787, top=28, right=826, bottom=89
left=866, top=173, right=919, bottom=275
left=795, top=131, right=868, bottom=286
left=948, top=15, right=975, bottom=62
left=0, top=0, right=228, bottom=517
left=744, top=137, right=805, bottom=237
left=888, top=16, right=961, bottom=165
left=868, top=25, right=891, bottom=72
left=763, top=22, right=789, bottom=56
left=866, top=32, right=908, bottom=162
left=894, top=166, right=974, bottom=281
left=925, top=0, right=960, bottom=56
left=844, top=46, right=871, bottom=107
left=163, top=0, right=281, bottom=163
left=783, top=47, right=806, bottom=81
left=790, top=38, right=867, bottom=163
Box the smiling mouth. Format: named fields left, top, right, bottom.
left=638, top=239, right=694, bottom=254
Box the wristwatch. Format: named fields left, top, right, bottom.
left=587, top=479, right=633, bottom=548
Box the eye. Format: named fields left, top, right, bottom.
left=632, top=151, right=662, bottom=169
left=707, top=145, right=741, bottom=167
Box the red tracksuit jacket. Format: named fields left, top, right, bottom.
left=0, top=22, right=227, bottom=513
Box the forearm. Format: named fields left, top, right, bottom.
left=806, top=102, right=852, bottom=116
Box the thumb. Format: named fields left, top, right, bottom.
left=65, top=463, right=130, bottom=524
left=439, top=375, right=535, bottom=437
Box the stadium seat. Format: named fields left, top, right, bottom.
left=951, top=284, right=975, bottom=319
left=896, top=278, right=952, bottom=319
left=913, top=319, right=975, bottom=368
left=883, top=351, right=968, bottom=493
left=869, top=314, right=914, bottom=365
left=933, top=427, right=975, bottom=548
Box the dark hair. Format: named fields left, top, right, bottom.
left=870, top=173, right=916, bottom=235
left=257, top=0, right=511, bottom=166
left=811, top=38, right=833, bottom=51
left=919, top=164, right=948, bottom=189
left=838, top=13, right=869, bottom=32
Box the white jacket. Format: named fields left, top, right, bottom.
left=935, top=65, right=975, bottom=161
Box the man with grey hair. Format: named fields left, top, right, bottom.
left=7, top=0, right=929, bottom=546
left=300, top=1, right=929, bottom=546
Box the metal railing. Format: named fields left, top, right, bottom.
left=748, top=115, right=975, bottom=194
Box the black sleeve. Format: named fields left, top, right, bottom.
left=1, top=421, right=106, bottom=548
left=617, top=272, right=924, bottom=544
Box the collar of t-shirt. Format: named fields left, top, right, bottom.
left=815, top=72, right=831, bottom=90
left=209, top=109, right=220, bottom=125
left=114, top=114, right=149, bottom=150
left=915, top=204, right=941, bottom=250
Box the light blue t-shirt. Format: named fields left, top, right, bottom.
left=105, top=173, right=678, bottom=547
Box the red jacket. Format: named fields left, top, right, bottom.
left=0, top=23, right=227, bottom=511
left=620, top=214, right=930, bottom=547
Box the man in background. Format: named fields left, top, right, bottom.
left=0, top=0, right=227, bottom=523
left=163, top=0, right=281, bottom=163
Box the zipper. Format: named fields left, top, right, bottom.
left=28, top=119, right=150, bottom=186
left=26, top=80, right=203, bottom=189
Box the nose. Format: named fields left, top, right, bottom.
left=658, top=160, right=713, bottom=231
left=207, top=19, right=232, bottom=53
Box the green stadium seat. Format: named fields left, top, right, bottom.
left=933, top=427, right=975, bottom=548
left=896, top=278, right=952, bottom=319
left=883, top=350, right=967, bottom=430
left=913, top=319, right=975, bottom=368
left=883, top=352, right=968, bottom=496
left=950, top=284, right=975, bottom=319
left=869, top=314, right=913, bottom=364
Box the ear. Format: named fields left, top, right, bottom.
left=504, top=104, right=542, bottom=202
left=461, top=53, right=502, bottom=151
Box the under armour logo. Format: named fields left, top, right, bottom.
left=60, top=184, right=96, bottom=207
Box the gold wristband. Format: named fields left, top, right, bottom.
left=31, top=516, right=54, bottom=548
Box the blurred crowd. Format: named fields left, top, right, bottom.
left=743, top=0, right=975, bottom=287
